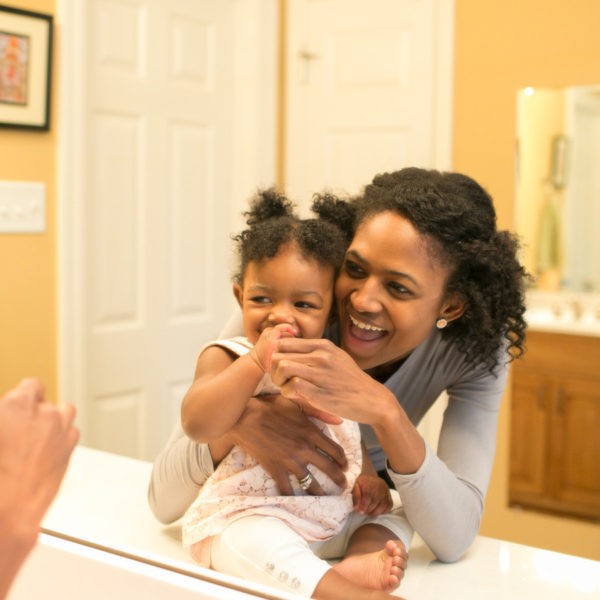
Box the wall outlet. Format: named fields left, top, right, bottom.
left=0, top=181, right=46, bottom=233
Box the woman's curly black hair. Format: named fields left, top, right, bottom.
left=233, top=188, right=352, bottom=284
left=313, top=168, right=530, bottom=374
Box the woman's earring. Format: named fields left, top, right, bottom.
left=436, top=318, right=448, bottom=330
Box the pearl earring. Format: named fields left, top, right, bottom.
left=436, top=318, right=448, bottom=329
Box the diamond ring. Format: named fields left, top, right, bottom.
left=298, top=472, right=313, bottom=490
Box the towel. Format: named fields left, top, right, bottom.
left=536, top=194, right=563, bottom=274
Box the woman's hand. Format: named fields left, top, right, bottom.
left=0, top=377, right=79, bottom=597
left=227, top=394, right=348, bottom=495
left=270, top=337, right=393, bottom=426
left=352, top=474, right=393, bottom=515
left=0, top=379, right=79, bottom=527
left=272, top=337, right=427, bottom=477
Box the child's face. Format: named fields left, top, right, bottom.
left=234, top=243, right=335, bottom=345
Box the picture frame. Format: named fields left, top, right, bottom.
left=0, top=4, right=53, bottom=130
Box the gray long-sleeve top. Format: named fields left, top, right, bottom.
left=148, top=314, right=508, bottom=563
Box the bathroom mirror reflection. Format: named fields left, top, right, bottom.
left=515, top=85, right=600, bottom=292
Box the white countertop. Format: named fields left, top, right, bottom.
left=38, top=445, right=600, bottom=599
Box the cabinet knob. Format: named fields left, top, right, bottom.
left=536, top=385, right=546, bottom=410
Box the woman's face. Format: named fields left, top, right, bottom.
left=335, top=211, right=460, bottom=371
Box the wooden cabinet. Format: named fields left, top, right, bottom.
left=509, top=331, right=600, bottom=522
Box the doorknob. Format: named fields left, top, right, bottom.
left=298, top=49, right=319, bottom=84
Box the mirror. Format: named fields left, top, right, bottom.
left=516, top=85, right=600, bottom=292
left=38, top=0, right=598, bottom=589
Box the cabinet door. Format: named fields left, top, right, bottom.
left=550, top=377, right=600, bottom=520
left=509, top=371, right=550, bottom=502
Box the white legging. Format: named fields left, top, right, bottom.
left=209, top=509, right=413, bottom=597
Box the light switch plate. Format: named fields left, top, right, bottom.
left=0, top=181, right=46, bottom=233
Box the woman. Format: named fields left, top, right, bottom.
left=148, top=167, right=528, bottom=564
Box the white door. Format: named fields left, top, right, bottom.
left=284, top=0, right=453, bottom=446
left=58, top=0, right=277, bottom=460
left=285, top=0, right=454, bottom=208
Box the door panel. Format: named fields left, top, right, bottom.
left=551, top=377, right=600, bottom=518
left=285, top=0, right=452, bottom=209
left=509, top=372, right=550, bottom=500
left=284, top=0, right=453, bottom=448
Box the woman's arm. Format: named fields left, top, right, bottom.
left=148, top=396, right=351, bottom=523
left=147, top=421, right=215, bottom=524
left=148, top=396, right=351, bottom=522
left=271, top=336, right=506, bottom=561
left=272, top=337, right=426, bottom=473
left=387, top=368, right=506, bottom=562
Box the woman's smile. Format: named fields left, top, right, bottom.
left=349, top=314, right=386, bottom=338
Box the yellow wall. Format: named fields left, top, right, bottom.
left=454, top=0, right=600, bottom=560
left=0, top=0, right=57, bottom=400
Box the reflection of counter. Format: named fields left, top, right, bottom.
left=526, top=290, right=600, bottom=336
left=11, top=533, right=273, bottom=600
left=14, top=446, right=600, bottom=599
left=526, top=312, right=600, bottom=336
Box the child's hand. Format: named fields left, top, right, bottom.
left=249, top=323, right=297, bottom=373
left=352, top=474, right=393, bottom=515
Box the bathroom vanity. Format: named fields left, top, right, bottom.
left=509, top=294, right=600, bottom=522
left=9, top=445, right=600, bottom=599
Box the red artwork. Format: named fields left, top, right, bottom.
left=0, top=31, right=29, bottom=105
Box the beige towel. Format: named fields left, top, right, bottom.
left=536, top=196, right=563, bottom=274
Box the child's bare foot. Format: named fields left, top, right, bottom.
left=331, top=539, right=406, bottom=592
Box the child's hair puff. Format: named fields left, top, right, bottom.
left=233, top=188, right=349, bottom=284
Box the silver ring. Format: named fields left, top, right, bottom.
left=298, top=472, right=313, bottom=490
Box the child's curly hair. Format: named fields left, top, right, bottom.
left=312, top=168, right=530, bottom=374
left=233, top=188, right=353, bottom=284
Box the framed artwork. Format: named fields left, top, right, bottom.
left=0, top=5, right=53, bottom=130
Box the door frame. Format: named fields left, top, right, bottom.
left=56, top=0, right=278, bottom=438
left=431, top=0, right=455, bottom=170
